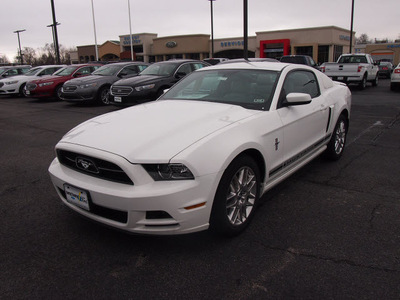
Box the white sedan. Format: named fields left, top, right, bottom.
left=390, top=63, right=400, bottom=91
left=49, top=62, right=351, bottom=236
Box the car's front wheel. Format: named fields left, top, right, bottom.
left=210, top=155, right=260, bottom=236
left=324, top=114, right=348, bottom=161
left=98, top=86, right=110, bottom=105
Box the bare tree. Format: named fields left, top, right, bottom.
left=22, top=47, right=37, bottom=65
left=0, top=54, right=10, bottom=64
left=356, top=33, right=372, bottom=44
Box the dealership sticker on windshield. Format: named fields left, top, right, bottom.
left=64, top=184, right=90, bottom=211
left=114, top=96, right=122, bottom=102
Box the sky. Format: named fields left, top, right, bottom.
left=1, top=0, right=399, bottom=62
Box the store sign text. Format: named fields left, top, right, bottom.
left=221, top=41, right=244, bottom=47
left=339, top=35, right=351, bottom=41
left=123, top=36, right=141, bottom=45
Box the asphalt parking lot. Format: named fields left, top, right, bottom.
left=1, top=78, right=399, bottom=299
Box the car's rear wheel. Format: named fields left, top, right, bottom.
left=98, top=86, right=110, bottom=105
left=210, top=155, right=260, bottom=236
left=324, top=114, right=348, bottom=161
left=372, top=75, right=378, bottom=86
left=359, top=75, right=367, bottom=90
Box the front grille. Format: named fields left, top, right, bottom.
left=26, top=83, right=37, bottom=91
left=57, top=149, right=134, bottom=185
left=0, top=82, right=4, bottom=88
left=63, top=85, right=77, bottom=92
left=111, top=86, right=133, bottom=96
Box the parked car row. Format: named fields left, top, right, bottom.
left=1, top=56, right=398, bottom=102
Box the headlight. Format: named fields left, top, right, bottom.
left=142, top=163, right=194, bottom=181
left=5, top=80, right=18, bottom=85
left=78, top=83, right=97, bottom=89
left=38, top=82, right=54, bottom=87
left=135, top=84, right=155, bottom=92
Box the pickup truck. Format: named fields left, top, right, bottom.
left=320, top=54, right=379, bottom=89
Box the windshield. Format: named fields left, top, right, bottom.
left=160, top=69, right=279, bottom=111
left=337, top=56, right=368, bottom=64
left=54, top=66, right=76, bottom=76
left=140, top=63, right=178, bottom=76
left=24, top=67, right=43, bottom=76
left=92, top=65, right=121, bottom=76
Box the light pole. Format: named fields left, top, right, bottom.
left=128, top=0, right=134, bottom=61
left=91, top=0, right=99, bottom=61
left=47, top=22, right=61, bottom=62
left=243, top=0, right=248, bottom=60
left=349, top=0, right=355, bottom=53
left=14, top=29, right=26, bottom=65
left=208, top=0, right=215, bottom=58
left=50, top=0, right=61, bottom=64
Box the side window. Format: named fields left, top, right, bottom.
left=192, top=63, right=207, bottom=70
left=6, top=69, right=18, bottom=76
left=42, top=68, right=58, bottom=75
left=138, top=65, right=148, bottom=72
left=176, top=64, right=192, bottom=75
left=77, top=67, right=92, bottom=75
left=279, top=70, right=320, bottom=106
left=122, top=66, right=139, bottom=75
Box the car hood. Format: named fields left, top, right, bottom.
left=58, top=100, right=260, bottom=162
left=113, top=75, right=168, bottom=87
left=0, top=74, right=35, bottom=82
left=64, top=75, right=115, bottom=86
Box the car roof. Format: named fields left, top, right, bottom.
left=105, top=61, right=149, bottom=66
left=200, top=61, right=287, bottom=72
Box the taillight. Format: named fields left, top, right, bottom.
left=395, top=69, right=400, bottom=74
left=382, top=67, right=388, bottom=70
left=357, top=66, right=363, bottom=73
left=320, top=66, right=325, bottom=73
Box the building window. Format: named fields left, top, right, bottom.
left=318, top=45, right=329, bottom=64
left=295, top=46, right=313, bottom=57
left=334, top=45, right=343, bottom=62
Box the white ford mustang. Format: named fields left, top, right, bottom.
left=49, top=62, right=351, bottom=236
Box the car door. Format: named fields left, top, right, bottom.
left=277, top=69, right=330, bottom=164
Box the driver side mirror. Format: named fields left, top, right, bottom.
left=282, top=93, right=312, bottom=107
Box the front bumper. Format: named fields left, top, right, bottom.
left=0, top=83, right=20, bottom=95
left=48, top=147, right=220, bottom=235
left=60, top=87, right=97, bottom=102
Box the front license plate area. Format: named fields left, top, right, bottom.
left=114, top=96, right=122, bottom=102
left=337, top=76, right=344, bottom=80
left=64, top=184, right=90, bottom=211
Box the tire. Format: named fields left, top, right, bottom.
left=55, top=85, right=63, bottom=100
left=19, top=83, right=28, bottom=97
left=97, top=86, right=110, bottom=105
left=358, top=75, right=367, bottom=90
left=372, top=75, right=378, bottom=87
left=324, top=114, right=348, bottom=161
left=210, top=155, right=260, bottom=236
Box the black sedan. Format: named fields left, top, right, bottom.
left=109, top=60, right=209, bottom=106
left=60, top=62, right=149, bottom=105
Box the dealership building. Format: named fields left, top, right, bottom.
left=75, top=26, right=400, bottom=65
